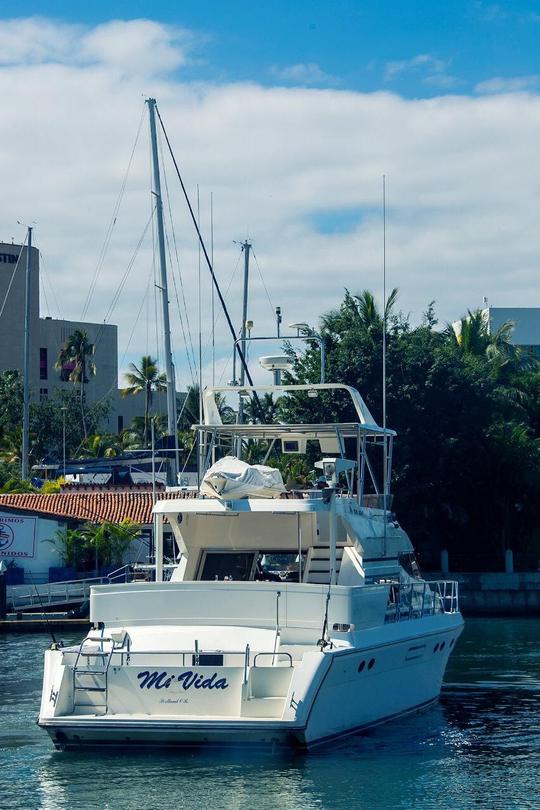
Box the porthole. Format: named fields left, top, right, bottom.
left=367, top=658, right=375, bottom=670
left=449, top=639, right=455, bottom=647
left=358, top=660, right=366, bottom=673
left=433, top=643, right=439, bottom=653
left=440, top=641, right=446, bottom=651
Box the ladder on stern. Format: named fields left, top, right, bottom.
left=71, top=635, right=115, bottom=715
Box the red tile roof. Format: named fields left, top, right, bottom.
left=0, top=491, right=196, bottom=525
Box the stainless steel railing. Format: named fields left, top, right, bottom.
left=7, top=565, right=133, bottom=611
left=385, top=580, right=459, bottom=623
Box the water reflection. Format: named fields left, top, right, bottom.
left=1, top=620, right=539, bottom=810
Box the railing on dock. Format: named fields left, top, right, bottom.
left=385, top=580, right=459, bottom=623
left=7, top=565, right=133, bottom=611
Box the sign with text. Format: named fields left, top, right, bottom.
left=0, top=515, right=37, bottom=558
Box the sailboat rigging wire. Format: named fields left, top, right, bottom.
left=0, top=233, right=26, bottom=321
left=251, top=248, right=276, bottom=319
left=197, top=185, right=203, bottom=421
left=39, top=251, right=62, bottom=319
left=382, top=175, right=387, bottom=557
left=81, top=104, right=146, bottom=322
left=211, top=192, right=215, bottom=386
left=39, top=265, right=51, bottom=317
left=201, top=247, right=242, bottom=358
left=165, top=234, right=197, bottom=385
left=68, top=271, right=156, bottom=461
left=154, top=105, right=265, bottom=421
left=158, top=131, right=198, bottom=383
left=94, top=206, right=156, bottom=351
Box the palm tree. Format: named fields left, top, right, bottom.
left=121, top=356, right=167, bottom=446
left=243, top=393, right=279, bottom=424
left=450, top=310, right=534, bottom=372
left=55, top=330, right=96, bottom=439
left=79, top=433, right=121, bottom=459
left=178, top=384, right=236, bottom=430
left=352, top=288, right=399, bottom=337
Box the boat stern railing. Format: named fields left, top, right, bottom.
left=385, top=579, right=459, bottom=623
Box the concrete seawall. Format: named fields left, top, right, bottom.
left=427, top=571, right=540, bottom=616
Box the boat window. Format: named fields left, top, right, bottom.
left=198, top=551, right=257, bottom=581
left=255, top=551, right=308, bottom=582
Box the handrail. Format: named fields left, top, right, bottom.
left=63, top=646, right=254, bottom=667
left=8, top=575, right=108, bottom=610
left=384, top=580, right=459, bottom=624
left=253, top=652, right=293, bottom=668
left=7, top=567, right=136, bottom=610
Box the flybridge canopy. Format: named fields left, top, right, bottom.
left=199, top=383, right=394, bottom=437
left=192, top=422, right=394, bottom=440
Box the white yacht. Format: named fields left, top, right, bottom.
left=38, top=382, right=463, bottom=751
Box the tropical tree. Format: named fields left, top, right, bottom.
left=81, top=519, right=142, bottom=568
left=280, top=290, right=540, bottom=569
left=243, top=393, right=279, bottom=425
left=121, top=356, right=167, bottom=446
left=79, top=433, right=121, bottom=459
left=178, top=384, right=236, bottom=430
left=55, top=330, right=96, bottom=439
left=0, top=370, right=23, bottom=431
left=30, top=389, right=110, bottom=464
left=449, top=309, right=535, bottom=374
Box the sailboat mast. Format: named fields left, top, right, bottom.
left=147, top=98, right=178, bottom=483
left=237, top=240, right=251, bottom=431
left=21, top=226, right=32, bottom=481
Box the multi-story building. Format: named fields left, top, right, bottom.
left=482, top=307, right=540, bottom=359
left=0, top=240, right=165, bottom=434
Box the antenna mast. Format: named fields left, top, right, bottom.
left=147, top=98, right=178, bottom=484
left=237, top=240, right=251, bottom=428
left=21, top=227, right=32, bottom=481
left=382, top=175, right=387, bottom=556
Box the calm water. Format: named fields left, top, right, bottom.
left=1, top=619, right=538, bottom=810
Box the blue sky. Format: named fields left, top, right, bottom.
left=5, top=1, right=540, bottom=96
left=2, top=4, right=540, bottom=389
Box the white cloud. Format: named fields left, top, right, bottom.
left=80, top=19, right=193, bottom=76
left=269, top=62, right=338, bottom=86
left=475, top=75, right=540, bottom=94
left=2, top=18, right=540, bottom=392
left=0, top=17, right=194, bottom=75
left=384, top=53, right=458, bottom=87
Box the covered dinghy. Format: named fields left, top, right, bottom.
left=200, top=456, right=286, bottom=499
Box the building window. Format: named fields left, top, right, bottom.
left=39, top=388, right=48, bottom=401
left=118, top=415, right=124, bottom=432
left=0, top=253, right=17, bottom=264
left=39, top=347, right=48, bottom=380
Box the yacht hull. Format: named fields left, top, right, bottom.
left=38, top=616, right=463, bottom=751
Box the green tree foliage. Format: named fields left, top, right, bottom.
left=53, top=519, right=142, bottom=570
left=281, top=292, right=540, bottom=568
left=81, top=519, right=142, bottom=568
left=32, top=389, right=110, bottom=463
left=121, top=356, right=167, bottom=446
left=0, top=372, right=110, bottom=472
left=55, top=329, right=96, bottom=439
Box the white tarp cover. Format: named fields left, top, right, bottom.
left=200, top=456, right=286, bottom=499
